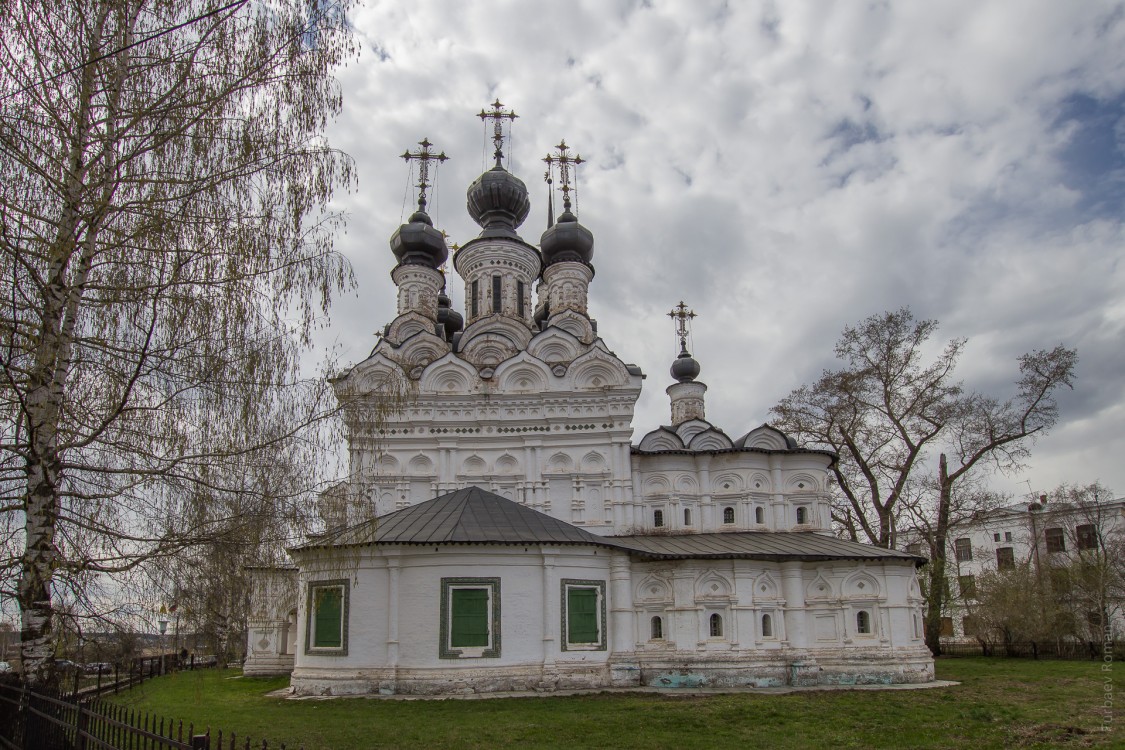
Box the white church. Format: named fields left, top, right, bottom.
left=244, top=103, right=935, bottom=695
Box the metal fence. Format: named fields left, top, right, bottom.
left=66, top=654, right=220, bottom=701
left=940, top=639, right=1124, bottom=660
left=0, top=683, right=300, bottom=750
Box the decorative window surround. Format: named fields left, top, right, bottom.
left=561, top=579, right=607, bottom=651
left=440, top=577, right=501, bottom=659
left=305, top=579, right=349, bottom=656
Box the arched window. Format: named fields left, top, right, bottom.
left=723, top=507, right=735, bottom=524
left=654, top=510, right=664, bottom=528
left=755, top=507, right=765, bottom=524
left=683, top=508, right=692, bottom=526
left=761, top=613, right=773, bottom=637
left=857, top=610, right=871, bottom=634
left=796, top=507, right=808, bottom=525
left=651, top=616, right=663, bottom=640
left=709, top=613, right=723, bottom=637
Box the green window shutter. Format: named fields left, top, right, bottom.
left=451, top=588, right=489, bottom=647
left=567, top=588, right=599, bottom=644
left=313, top=587, right=342, bottom=648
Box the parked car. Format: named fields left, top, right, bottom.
left=54, top=659, right=81, bottom=673
left=84, top=662, right=112, bottom=674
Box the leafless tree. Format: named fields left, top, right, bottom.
left=771, top=308, right=1077, bottom=656
left=0, top=0, right=359, bottom=687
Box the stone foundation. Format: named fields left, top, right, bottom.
left=289, top=646, right=934, bottom=696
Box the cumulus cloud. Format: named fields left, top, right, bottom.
left=317, top=0, right=1125, bottom=498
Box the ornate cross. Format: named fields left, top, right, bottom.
left=401, top=137, right=448, bottom=213
left=478, top=99, right=518, bottom=168
left=668, top=301, right=697, bottom=351
left=543, top=140, right=585, bottom=213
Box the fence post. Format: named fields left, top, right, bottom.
left=1031, top=641, right=1038, bottom=660
left=75, top=700, right=89, bottom=750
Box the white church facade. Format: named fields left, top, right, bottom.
left=244, top=105, right=935, bottom=695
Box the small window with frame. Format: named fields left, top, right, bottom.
left=723, top=507, right=735, bottom=524
left=561, top=579, right=607, bottom=651
left=305, top=579, right=349, bottom=655
left=709, top=612, right=724, bottom=638
left=440, top=577, right=501, bottom=659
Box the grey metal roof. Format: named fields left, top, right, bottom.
left=292, top=486, right=922, bottom=566
left=293, top=486, right=613, bottom=551
left=607, top=532, right=924, bottom=564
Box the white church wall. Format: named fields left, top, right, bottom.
left=290, top=544, right=617, bottom=695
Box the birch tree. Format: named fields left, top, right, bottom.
left=0, top=0, right=358, bottom=687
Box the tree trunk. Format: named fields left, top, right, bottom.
left=924, top=453, right=953, bottom=657
left=16, top=20, right=103, bottom=686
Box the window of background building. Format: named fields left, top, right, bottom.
left=1077, top=524, right=1098, bottom=551
left=1045, top=527, right=1066, bottom=553
left=755, top=507, right=765, bottom=524
left=958, top=574, right=976, bottom=599
left=650, top=616, right=663, bottom=640
left=856, top=610, right=871, bottom=634
left=654, top=509, right=664, bottom=527
left=761, top=614, right=773, bottom=638
left=940, top=617, right=954, bottom=637
left=996, top=547, right=1015, bottom=570
left=796, top=507, right=807, bottom=524
left=1004, top=531, right=1012, bottom=542
left=723, top=507, right=735, bottom=524
left=954, top=537, right=973, bottom=562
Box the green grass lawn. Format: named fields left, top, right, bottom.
left=109, top=658, right=1121, bottom=749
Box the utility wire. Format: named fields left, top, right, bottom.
left=1, top=0, right=250, bottom=103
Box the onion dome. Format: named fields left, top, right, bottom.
left=670, top=346, right=701, bottom=383
left=467, top=166, right=531, bottom=237
left=389, top=209, right=448, bottom=269
left=540, top=209, right=594, bottom=266
left=436, top=290, right=464, bottom=339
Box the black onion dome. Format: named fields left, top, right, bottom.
left=670, top=348, right=701, bottom=383
left=466, top=166, right=531, bottom=237
left=540, top=209, right=594, bottom=266
left=436, top=291, right=464, bottom=339
left=390, top=210, right=448, bottom=268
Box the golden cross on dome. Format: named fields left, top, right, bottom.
left=543, top=140, right=585, bottom=213
left=668, top=301, right=697, bottom=352
left=400, top=137, right=448, bottom=212
left=478, top=99, right=518, bottom=168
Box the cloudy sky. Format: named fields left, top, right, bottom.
left=316, top=0, right=1125, bottom=501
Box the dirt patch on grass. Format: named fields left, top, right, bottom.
left=1010, top=722, right=1095, bottom=748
